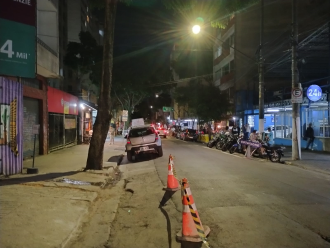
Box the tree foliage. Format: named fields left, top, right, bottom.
left=112, top=47, right=171, bottom=126
left=173, top=81, right=230, bottom=121
left=64, top=31, right=103, bottom=94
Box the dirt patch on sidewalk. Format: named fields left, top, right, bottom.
left=106, top=170, right=182, bottom=248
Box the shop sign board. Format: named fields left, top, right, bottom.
left=291, top=87, right=303, bottom=103
left=47, top=86, right=78, bottom=115
left=307, top=85, right=322, bottom=102
left=0, top=0, right=36, bottom=78
left=122, top=110, right=128, bottom=117
left=162, top=106, right=174, bottom=112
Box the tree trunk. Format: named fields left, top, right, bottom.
left=85, top=0, right=118, bottom=170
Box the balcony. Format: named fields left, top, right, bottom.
left=37, top=37, right=59, bottom=78
left=213, top=49, right=230, bottom=66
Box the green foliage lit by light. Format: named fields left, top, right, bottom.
left=173, top=82, right=230, bottom=121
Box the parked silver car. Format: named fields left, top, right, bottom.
left=125, top=125, right=163, bottom=162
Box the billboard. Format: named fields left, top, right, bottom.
left=0, top=0, right=36, bottom=78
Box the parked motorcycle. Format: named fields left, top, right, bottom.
left=229, top=135, right=244, bottom=154
left=207, top=132, right=221, bottom=148
left=221, top=134, right=237, bottom=151
left=215, top=132, right=227, bottom=150
left=250, top=139, right=285, bottom=162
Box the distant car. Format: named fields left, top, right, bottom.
left=180, top=129, right=198, bottom=141
left=156, top=127, right=167, bottom=138
left=125, top=125, right=163, bottom=162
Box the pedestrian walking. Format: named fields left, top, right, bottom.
left=109, top=126, right=115, bottom=145
left=304, top=123, right=315, bottom=150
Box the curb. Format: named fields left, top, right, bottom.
left=283, top=160, right=330, bottom=175
left=117, top=154, right=124, bottom=166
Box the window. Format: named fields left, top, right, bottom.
left=214, top=46, right=222, bottom=58
left=229, top=34, right=235, bottom=46
left=215, top=69, right=222, bottom=80
left=222, top=64, right=230, bottom=76
left=230, top=60, right=235, bottom=72
left=129, top=127, right=155, bottom=137
left=303, top=108, right=329, bottom=137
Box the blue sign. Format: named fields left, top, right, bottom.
left=307, top=85, right=322, bottom=102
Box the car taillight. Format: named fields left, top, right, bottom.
left=127, top=137, right=131, bottom=144
left=155, top=134, right=159, bottom=142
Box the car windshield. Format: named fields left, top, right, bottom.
left=129, top=127, right=155, bottom=137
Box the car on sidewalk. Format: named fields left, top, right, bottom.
left=156, top=127, right=168, bottom=138
left=125, top=125, right=163, bottom=162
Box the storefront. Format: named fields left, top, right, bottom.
left=47, top=87, right=78, bottom=151
left=79, top=100, right=97, bottom=144
left=240, top=92, right=329, bottom=151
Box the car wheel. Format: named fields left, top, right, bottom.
left=158, top=146, right=163, bottom=157
left=127, top=151, right=133, bottom=162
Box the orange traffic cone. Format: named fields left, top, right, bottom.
left=163, top=163, right=180, bottom=191
left=176, top=178, right=210, bottom=242
left=169, top=154, right=174, bottom=165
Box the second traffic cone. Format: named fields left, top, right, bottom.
left=163, top=163, right=180, bottom=191
left=176, top=178, right=210, bottom=242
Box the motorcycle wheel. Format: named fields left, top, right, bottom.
left=221, top=144, right=228, bottom=151
left=215, top=142, right=222, bottom=150
left=229, top=146, right=237, bottom=154
left=270, top=151, right=281, bottom=163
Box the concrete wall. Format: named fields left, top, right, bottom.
left=37, top=0, right=58, bottom=53
left=67, top=0, right=82, bottom=43
left=37, top=43, right=59, bottom=77
left=275, top=137, right=330, bottom=152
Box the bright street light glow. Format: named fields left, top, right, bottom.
left=150, top=106, right=153, bottom=108
left=155, top=94, right=159, bottom=98
left=192, top=25, right=201, bottom=34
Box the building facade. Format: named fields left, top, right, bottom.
left=213, top=0, right=330, bottom=151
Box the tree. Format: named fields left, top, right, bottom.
left=84, top=0, right=118, bottom=170
left=112, top=47, right=171, bottom=128
left=173, top=81, right=230, bottom=122
left=64, top=31, right=103, bottom=96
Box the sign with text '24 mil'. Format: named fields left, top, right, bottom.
left=0, top=19, right=36, bottom=78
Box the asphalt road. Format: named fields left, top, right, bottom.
left=154, top=137, right=330, bottom=248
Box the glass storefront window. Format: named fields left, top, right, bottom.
left=303, top=108, right=329, bottom=137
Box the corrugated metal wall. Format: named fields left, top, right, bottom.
left=0, top=77, right=23, bottom=175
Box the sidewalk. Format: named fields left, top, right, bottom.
left=282, top=147, right=330, bottom=175
left=0, top=136, right=127, bottom=248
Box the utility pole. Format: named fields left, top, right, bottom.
left=258, top=0, right=264, bottom=135
left=291, top=0, right=301, bottom=160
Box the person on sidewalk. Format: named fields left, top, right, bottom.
left=305, top=123, right=315, bottom=150
left=109, top=127, right=115, bottom=145
left=266, top=127, right=274, bottom=146
left=232, top=124, right=240, bottom=136
left=244, top=123, right=251, bottom=140
left=249, top=130, right=258, bottom=141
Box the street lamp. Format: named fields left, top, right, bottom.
left=155, top=94, right=159, bottom=98
left=192, top=25, right=201, bottom=34
left=150, top=106, right=153, bottom=109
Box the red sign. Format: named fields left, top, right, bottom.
left=48, top=86, right=78, bottom=115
